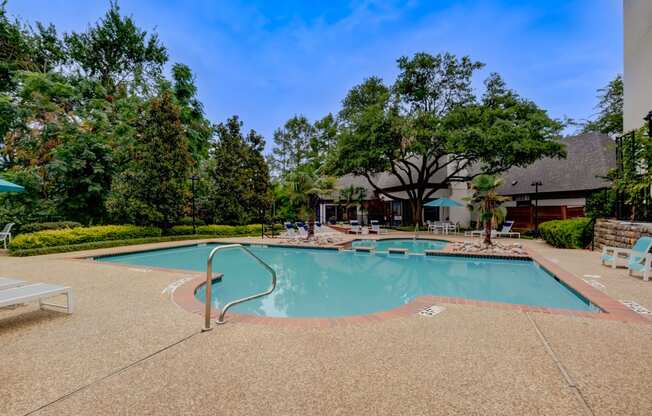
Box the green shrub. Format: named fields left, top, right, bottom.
left=538, top=217, right=593, bottom=249
left=168, top=224, right=263, bottom=236
left=19, top=221, right=83, bottom=234
left=176, top=216, right=206, bottom=226
left=9, top=225, right=161, bottom=251
left=8, top=235, right=216, bottom=257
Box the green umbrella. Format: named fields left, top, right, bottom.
left=424, top=197, right=463, bottom=207
left=0, top=178, right=25, bottom=193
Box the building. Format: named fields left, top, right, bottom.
left=497, top=132, right=616, bottom=229
left=317, top=157, right=471, bottom=227
left=623, top=0, right=652, bottom=133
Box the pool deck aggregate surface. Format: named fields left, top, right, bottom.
left=1, top=233, right=652, bottom=415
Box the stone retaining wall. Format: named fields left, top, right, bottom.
left=594, top=218, right=652, bottom=249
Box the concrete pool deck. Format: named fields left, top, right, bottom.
left=1, top=234, right=652, bottom=415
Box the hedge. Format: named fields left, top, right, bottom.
left=167, top=224, right=282, bottom=236
left=9, top=225, right=161, bottom=251
left=19, top=221, right=83, bottom=234
left=8, top=235, right=216, bottom=257
left=538, top=217, right=592, bottom=249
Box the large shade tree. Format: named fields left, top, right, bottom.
left=332, top=52, right=565, bottom=224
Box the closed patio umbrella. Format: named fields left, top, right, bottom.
left=0, top=178, right=25, bottom=193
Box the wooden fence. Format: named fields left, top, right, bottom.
left=506, top=206, right=585, bottom=230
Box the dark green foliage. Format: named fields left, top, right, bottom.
left=19, top=221, right=82, bottom=233
left=167, top=224, right=267, bottom=236
left=585, top=189, right=616, bottom=219
left=170, top=63, right=212, bottom=159
left=176, top=216, right=205, bottom=226
left=9, top=224, right=161, bottom=250
left=48, top=134, right=113, bottom=224
left=107, top=91, right=191, bottom=228
left=198, top=116, right=271, bottom=225
left=538, top=218, right=593, bottom=249
left=64, top=1, right=167, bottom=93
left=331, top=53, right=564, bottom=225
left=582, top=75, right=623, bottom=136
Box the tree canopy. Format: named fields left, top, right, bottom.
left=329, top=52, right=565, bottom=223
left=0, top=1, right=272, bottom=229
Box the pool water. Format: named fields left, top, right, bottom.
left=351, top=238, right=447, bottom=253
left=97, top=244, right=596, bottom=317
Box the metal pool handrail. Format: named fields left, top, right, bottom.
left=202, top=244, right=277, bottom=331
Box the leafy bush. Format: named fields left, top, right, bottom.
left=585, top=189, right=616, bottom=219
left=168, top=224, right=264, bottom=236
left=9, top=235, right=215, bottom=257
left=176, top=216, right=206, bottom=226
left=538, top=217, right=593, bottom=249
left=19, top=221, right=83, bottom=234
left=9, top=225, right=161, bottom=251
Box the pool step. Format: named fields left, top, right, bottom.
left=354, top=246, right=374, bottom=253
left=387, top=248, right=408, bottom=255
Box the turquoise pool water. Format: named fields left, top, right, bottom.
left=97, top=244, right=595, bottom=317
left=351, top=238, right=447, bottom=253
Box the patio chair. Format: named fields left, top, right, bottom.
left=315, top=221, right=323, bottom=233
left=284, top=222, right=297, bottom=238
left=297, top=224, right=308, bottom=238
left=350, top=220, right=361, bottom=234
left=601, top=236, right=652, bottom=270
left=0, top=277, right=26, bottom=290
left=370, top=220, right=381, bottom=234
left=0, top=222, right=15, bottom=249
left=0, top=282, right=74, bottom=314
left=494, top=221, right=520, bottom=238
left=628, top=254, right=652, bottom=281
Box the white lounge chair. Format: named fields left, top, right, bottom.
left=494, top=221, right=520, bottom=238
left=370, top=220, right=381, bottom=234
left=284, top=222, right=297, bottom=238
left=602, top=236, right=652, bottom=271
left=0, top=277, right=26, bottom=290
left=0, top=223, right=15, bottom=249
left=0, top=283, right=74, bottom=314
left=297, top=224, right=308, bottom=238
left=350, top=220, right=361, bottom=234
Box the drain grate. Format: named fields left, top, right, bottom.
left=418, top=305, right=445, bottom=317
left=620, top=300, right=652, bottom=316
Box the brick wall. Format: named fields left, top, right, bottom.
left=594, top=219, right=652, bottom=249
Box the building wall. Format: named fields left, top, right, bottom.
left=503, top=197, right=586, bottom=208
left=624, top=0, right=652, bottom=132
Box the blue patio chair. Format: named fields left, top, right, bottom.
left=601, top=236, right=652, bottom=281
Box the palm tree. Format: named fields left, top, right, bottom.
left=465, top=175, right=510, bottom=245
left=286, top=168, right=336, bottom=237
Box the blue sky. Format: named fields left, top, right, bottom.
left=8, top=0, right=622, bottom=152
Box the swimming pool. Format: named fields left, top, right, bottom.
left=97, top=244, right=596, bottom=317
left=351, top=238, right=447, bottom=253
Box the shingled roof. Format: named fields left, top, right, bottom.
left=497, top=132, right=616, bottom=196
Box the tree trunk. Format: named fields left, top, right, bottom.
left=410, top=199, right=423, bottom=226
left=484, top=201, right=493, bottom=245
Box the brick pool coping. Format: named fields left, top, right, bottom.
left=67, top=237, right=649, bottom=326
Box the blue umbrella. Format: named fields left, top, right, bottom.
left=0, top=178, right=25, bottom=193
left=424, top=197, right=463, bottom=207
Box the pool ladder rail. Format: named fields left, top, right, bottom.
left=202, top=244, right=277, bottom=331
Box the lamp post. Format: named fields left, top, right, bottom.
left=531, top=181, right=542, bottom=235
left=189, top=175, right=198, bottom=234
